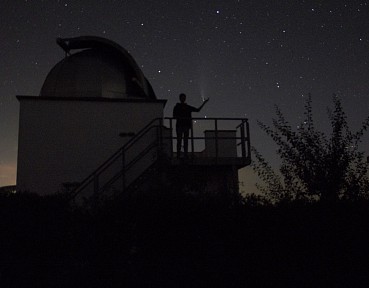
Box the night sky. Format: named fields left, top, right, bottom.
left=1, top=0, right=369, bottom=193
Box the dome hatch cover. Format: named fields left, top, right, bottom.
left=40, top=36, right=156, bottom=99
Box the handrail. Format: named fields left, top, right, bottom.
left=164, top=117, right=250, bottom=160
left=95, top=140, right=159, bottom=196
left=70, top=117, right=251, bottom=202
left=70, top=118, right=163, bottom=200
left=167, top=117, right=249, bottom=121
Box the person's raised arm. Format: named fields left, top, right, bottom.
left=195, top=98, right=209, bottom=112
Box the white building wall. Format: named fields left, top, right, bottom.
left=16, top=97, right=165, bottom=195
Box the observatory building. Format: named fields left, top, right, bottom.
left=16, top=36, right=251, bottom=202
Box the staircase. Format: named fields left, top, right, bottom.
left=69, top=117, right=251, bottom=205
left=69, top=118, right=167, bottom=204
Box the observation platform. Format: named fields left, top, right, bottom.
left=162, top=117, right=251, bottom=169
left=70, top=117, right=251, bottom=202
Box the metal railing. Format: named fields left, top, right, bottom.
left=70, top=117, right=251, bottom=202
left=164, top=117, right=251, bottom=161
left=70, top=118, right=163, bottom=202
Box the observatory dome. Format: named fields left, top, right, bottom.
left=40, top=36, right=156, bottom=99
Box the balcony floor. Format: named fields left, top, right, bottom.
left=167, top=153, right=251, bottom=168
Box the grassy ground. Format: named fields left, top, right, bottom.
left=1, top=191, right=369, bottom=287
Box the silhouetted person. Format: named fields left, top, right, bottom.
left=173, top=93, right=209, bottom=158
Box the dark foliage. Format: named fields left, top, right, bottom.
left=1, top=191, right=369, bottom=287
left=252, top=95, right=369, bottom=203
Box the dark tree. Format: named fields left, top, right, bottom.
left=253, top=94, right=369, bottom=203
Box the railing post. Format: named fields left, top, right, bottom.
left=240, top=121, right=246, bottom=158
left=215, top=119, right=218, bottom=162
left=169, top=118, right=173, bottom=159
left=190, top=122, right=194, bottom=158
left=157, top=118, right=162, bottom=154
left=246, top=119, right=251, bottom=161
left=122, top=151, right=126, bottom=192
left=158, top=118, right=164, bottom=161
